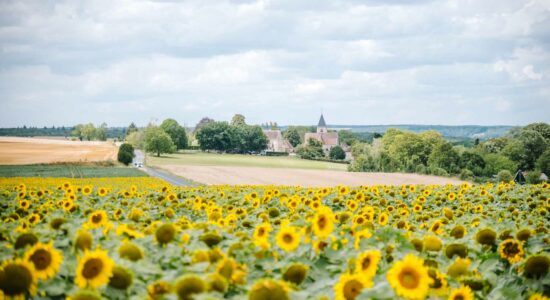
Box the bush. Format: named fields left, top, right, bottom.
left=459, top=169, right=474, bottom=181
left=428, top=166, right=448, bottom=177
left=415, top=164, right=427, bottom=174
left=536, top=149, right=550, bottom=175
left=497, top=170, right=513, bottom=183
left=329, top=146, right=346, bottom=160
left=526, top=170, right=542, bottom=184
left=117, top=143, right=135, bottom=165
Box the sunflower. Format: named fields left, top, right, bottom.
left=334, top=273, right=372, bottom=300
left=276, top=226, right=300, bottom=252
left=86, top=210, right=108, bottom=229
left=378, top=213, right=389, bottom=226
left=498, top=239, right=524, bottom=264
left=24, top=241, right=63, bottom=280
left=248, top=279, right=289, bottom=300
left=355, top=250, right=381, bottom=279
left=82, top=185, right=92, bottom=196
left=353, top=228, right=372, bottom=249
left=312, top=206, right=334, bottom=239
left=97, top=187, right=107, bottom=197
left=448, top=285, right=474, bottom=300
left=0, top=259, right=37, bottom=299
left=75, top=249, right=114, bottom=288
left=174, top=275, right=207, bottom=300
left=386, top=254, right=432, bottom=300
left=529, top=293, right=550, bottom=300
left=147, top=280, right=172, bottom=300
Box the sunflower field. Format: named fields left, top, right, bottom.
left=0, top=177, right=549, bottom=300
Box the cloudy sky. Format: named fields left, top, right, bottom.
left=1, top=0, right=549, bottom=127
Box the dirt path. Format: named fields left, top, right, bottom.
left=0, top=137, right=118, bottom=165
left=159, top=165, right=465, bottom=187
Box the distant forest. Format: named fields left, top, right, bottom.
left=0, top=126, right=127, bottom=139
left=0, top=124, right=513, bottom=141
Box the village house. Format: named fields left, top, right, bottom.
left=263, top=129, right=294, bottom=153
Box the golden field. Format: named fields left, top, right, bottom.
left=0, top=137, right=117, bottom=165
left=0, top=177, right=548, bottom=300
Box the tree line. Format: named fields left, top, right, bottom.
left=348, top=122, right=550, bottom=182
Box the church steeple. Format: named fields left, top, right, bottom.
left=317, top=114, right=327, bottom=133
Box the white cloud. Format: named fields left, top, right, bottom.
left=0, top=0, right=549, bottom=126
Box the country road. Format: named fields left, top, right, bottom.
left=133, top=150, right=194, bottom=187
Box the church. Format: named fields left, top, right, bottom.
left=304, top=114, right=339, bottom=153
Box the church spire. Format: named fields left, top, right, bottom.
left=318, top=114, right=327, bottom=128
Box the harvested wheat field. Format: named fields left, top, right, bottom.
left=0, top=137, right=117, bottom=165
left=160, top=165, right=466, bottom=186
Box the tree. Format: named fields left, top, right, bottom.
left=522, top=122, right=550, bottom=141
left=296, top=139, right=324, bottom=159
left=195, top=117, right=214, bottom=133
left=459, top=151, right=486, bottom=176
left=196, top=122, right=234, bottom=152
left=230, top=114, right=246, bottom=126
left=117, top=143, right=135, bottom=165
left=144, top=126, right=176, bottom=157
left=160, top=118, right=188, bottom=150
left=126, top=122, right=138, bottom=137
left=497, top=170, right=513, bottom=182
left=501, top=139, right=527, bottom=167
left=536, top=149, right=550, bottom=175
left=428, top=142, right=460, bottom=174
left=96, top=122, right=108, bottom=141
left=81, top=123, right=97, bottom=141
left=284, top=127, right=302, bottom=147
left=518, top=130, right=547, bottom=170
left=483, top=153, right=517, bottom=176
left=126, top=130, right=145, bottom=149
left=329, top=145, right=346, bottom=160
left=338, top=130, right=357, bottom=146
left=240, top=125, right=268, bottom=153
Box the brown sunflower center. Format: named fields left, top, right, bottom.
left=283, top=233, right=293, bottom=244
left=317, top=216, right=327, bottom=229
left=91, top=214, right=103, bottom=224
left=453, top=294, right=465, bottom=300
left=503, top=242, right=520, bottom=256
left=258, top=228, right=265, bottom=236
left=29, top=249, right=52, bottom=270
left=398, top=268, right=420, bottom=289
left=361, top=257, right=371, bottom=270
left=343, top=279, right=363, bottom=299
left=0, top=263, right=33, bottom=296
left=82, top=258, right=104, bottom=279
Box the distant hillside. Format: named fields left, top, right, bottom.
left=327, top=125, right=514, bottom=139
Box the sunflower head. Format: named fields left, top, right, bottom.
left=75, top=231, right=93, bottom=252
left=355, top=250, right=381, bottom=279
left=14, top=232, right=38, bottom=249
left=50, top=218, right=67, bottom=230
left=174, top=275, right=207, bottom=300
left=155, top=223, right=176, bottom=245
left=119, top=241, right=144, bottom=261
left=276, top=226, right=301, bottom=252
left=475, top=228, right=497, bottom=245
left=282, top=263, right=308, bottom=285
left=147, top=280, right=172, bottom=299
left=516, top=228, right=532, bottom=242
left=108, top=265, right=133, bottom=290
left=448, top=285, right=474, bottom=300
left=334, top=273, right=372, bottom=300
left=523, top=255, right=549, bottom=279
left=248, top=279, right=289, bottom=300
left=450, top=225, right=466, bottom=239
left=447, top=258, right=471, bottom=278
left=200, top=231, right=223, bottom=248
left=66, top=289, right=103, bottom=300
left=268, top=207, right=280, bottom=218
left=410, top=238, right=423, bottom=252
left=75, top=249, right=114, bottom=289
left=445, top=243, right=468, bottom=259
left=0, top=259, right=37, bottom=298
left=207, top=273, right=228, bottom=293
left=24, top=241, right=63, bottom=280
left=423, top=235, right=442, bottom=252
left=386, top=254, right=433, bottom=300
left=498, top=239, right=524, bottom=264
